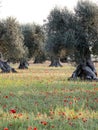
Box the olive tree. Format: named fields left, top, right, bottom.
left=69, top=0, right=98, bottom=80
left=0, top=17, right=28, bottom=61
left=0, top=17, right=28, bottom=72
left=21, top=23, right=46, bottom=64
left=44, top=7, right=75, bottom=67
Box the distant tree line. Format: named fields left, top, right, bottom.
left=0, top=0, right=98, bottom=76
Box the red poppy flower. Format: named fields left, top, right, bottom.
left=41, top=121, right=48, bottom=125
left=4, top=96, right=8, bottom=98
left=10, top=109, right=16, bottom=114
left=4, top=128, right=9, bottom=130
left=33, top=127, right=38, bottom=130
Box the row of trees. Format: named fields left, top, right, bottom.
left=44, top=0, right=98, bottom=67
left=0, top=0, right=98, bottom=74
left=0, top=18, right=45, bottom=63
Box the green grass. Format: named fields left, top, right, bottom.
left=0, top=62, right=98, bottom=130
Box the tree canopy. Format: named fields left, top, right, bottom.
left=44, top=7, right=76, bottom=66
left=74, top=0, right=98, bottom=63
left=21, top=23, right=46, bottom=63
left=0, top=17, right=28, bottom=62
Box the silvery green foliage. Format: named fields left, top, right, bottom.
left=0, top=17, right=28, bottom=62
left=74, top=0, right=98, bottom=61
left=45, top=7, right=76, bottom=58
left=21, top=23, right=45, bottom=62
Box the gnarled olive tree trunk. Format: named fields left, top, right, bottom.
left=68, top=47, right=98, bottom=81
left=68, top=59, right=97, bottom=80
left=18, top=59, right=29, bottom=69
left=49, top=56, right=62, bottom=67
left=0, top=60, right=17, bottom=73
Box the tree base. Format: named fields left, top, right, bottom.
left=68, top=60, right=98, bottom=81
left=49, top=56, right=63, bottom=67
left=18, top=60, right=29, bottom=69
left=0, top=60, right=17, bottom=73
left=49, top=63, right=63, bottom=67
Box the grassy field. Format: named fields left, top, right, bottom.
left=0, top=61, right=98, bottom=130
